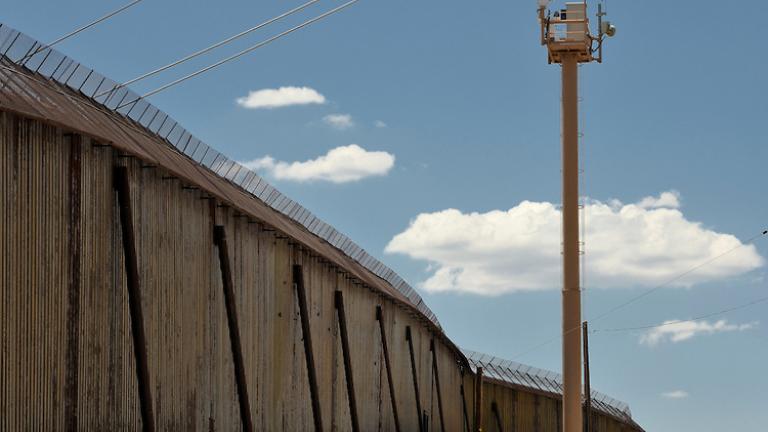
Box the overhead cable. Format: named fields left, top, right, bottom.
left=97, top=0, right=320, bottom=98
left=588, top=229, right=768, bottom=324
left=508, top=228, right=767, bottom=360
left=595, top=295, right=768, bottom=334
left=118, top=0, right=360, bottom=109
left=21, top=0, right=145, bottom=63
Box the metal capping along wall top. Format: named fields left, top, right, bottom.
left=462, top=349, right=636, bottom=423
left=0, top=22, right=440, bottom=328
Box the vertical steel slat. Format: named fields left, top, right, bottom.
left=492, top=401, right=504, bottom=432
left=474, top=367, right=483, bottom=432
left=430, top=339, right=446, bottom=432
left=213, top=225, right=254, bottom=432
left=113, top=166, right=155, bottom=432
left=404, top=326, right=424, bottom=432
left=460, top=373, right=470, bottom=432
left=375, top=306, right=401, bottom=432
left=293, top=264, right=323, bottom=432
left=334, top=290, right=359, bottom=432
left=64, top=134, right=81, bottom=431
left=511, top=390, right=518, bottom=432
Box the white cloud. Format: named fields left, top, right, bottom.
left=640, top=319, right=758, bottom=346
left=638, top=190, right=680, bottom=209
left=236, top=86, right=326, bottom=109
left=374, top=120, right=387, bottom=128
left=385, top=192, right=764, bottom=295
left=241, top=144, right=394, bottom=183
left=323, top=114, right=354, bottom=130
left=661, top=390, right=689, bottom=399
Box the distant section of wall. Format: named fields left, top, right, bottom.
left=479, top=379, right=643, bottom=432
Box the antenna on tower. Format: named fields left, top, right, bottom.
left=537, top=0, right=616, bottom=64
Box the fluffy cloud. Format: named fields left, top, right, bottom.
left=241, top=144, right=394, bottom=183
left=236, top=86, right=325, bottom=109
left=385, top=192, right=764, bottom=295
left=661, top=390, right=689, bottom=399
left=323, top=114, right=354, bottom=130
left=374, top=120, right=387, bottom=128
left=637, top=190, right=680, bottom=209
left=640, top=319, right=758, bottom=346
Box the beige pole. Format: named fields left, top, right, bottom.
left=561, top=52, right=583, bottom=432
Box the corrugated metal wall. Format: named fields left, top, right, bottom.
left=479, top=380, right=640, bottom=432
left=1, top=111, right=640, bottom=431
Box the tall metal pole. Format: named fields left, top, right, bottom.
left=561, top=52, right=582, bottom=432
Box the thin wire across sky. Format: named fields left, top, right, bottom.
left=118, top=0, right=361, bottom=109
left=509, top=228, right=767, bottom=360
left=20, top=0, right=145, bottom=63
left=96, top=0, right=322, bottom=98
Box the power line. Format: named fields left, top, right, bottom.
left=588, top=229, right=768, bottom=324
left=595, top=294, right=768, bottom=334
left=97, top=0, right=320, bottom=98
left=508, top=228, right=767, bottom=360
left=21, top=0, right=145, bottom=63
left=118, top=0, right=360, bottom=110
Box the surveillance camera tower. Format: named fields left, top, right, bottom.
left=537, top=2, right=614, bottom=431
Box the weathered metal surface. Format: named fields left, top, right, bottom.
left=64, top=133, right=81, bottom=431
left=460, top=372, right=470, bottom=432
left=475, top=367, right=484, bottom=432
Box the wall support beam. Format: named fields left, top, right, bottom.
left=492, top=401, right=504, bottom=432
left=114, top=166, right=155, bottom=432
left=64, top=134, right=81, bottom=432
left=294, top=265, right=323, bottom=432
left=335, top=290, right=360, bottom=432
left=405, top=326, right=424, bottom=432
left=376, top=306, right=401, bottom=432
left=430, top=339, right=446, bottom=432
left=213, top=225, right=253, bottom=432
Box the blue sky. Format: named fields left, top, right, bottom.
left=5, top=0, right=767, bottom=430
